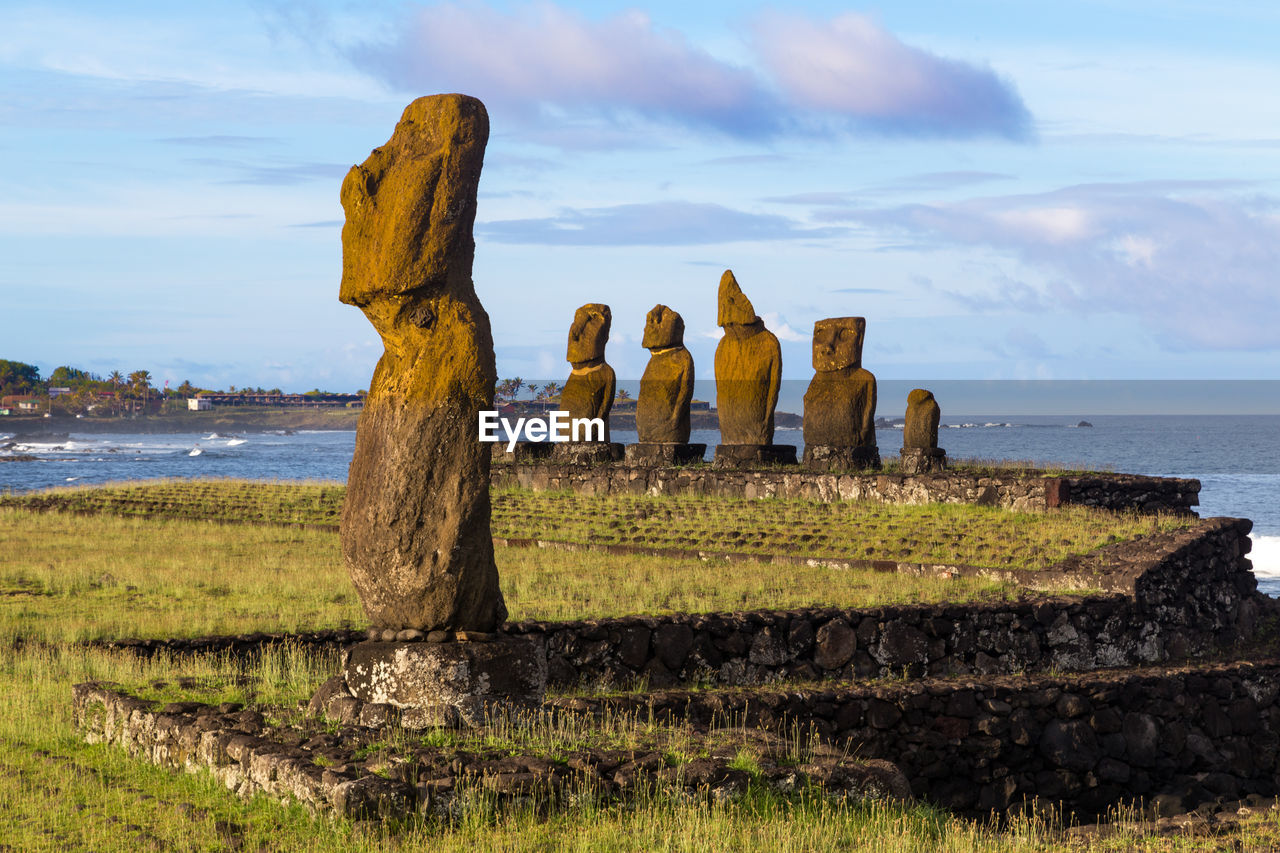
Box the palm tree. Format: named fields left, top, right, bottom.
left=542, top=381, right=562, bottom=401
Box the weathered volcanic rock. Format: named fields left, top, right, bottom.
left=901, top=388, right=946, bottom=474
left=904, top=388, right=941, bottom=450
left=560, top=303, right=616, bottom=442
left=338, top=94, right=506, bottom=632
left=714, top=270, right=781, bottom=445
left=637, top=304, right=694, bottom=444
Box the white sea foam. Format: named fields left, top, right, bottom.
left=1250, top=535, right=1280, bottom=578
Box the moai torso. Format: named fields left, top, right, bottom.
left=559, top=303, right=615, bottom=441
left=904, top=388, right=940, bottom=449
left=338, top=94, right=505, bottom=632
left=803, top=317, right=877, bottom=448
left=637, top=304, right=694, bottom=443
left=713, top=270, right=781, bottom=445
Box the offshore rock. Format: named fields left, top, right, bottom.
left=559, top=303, right=616, bottom=443
left=714, top=270, right=782, bottom=446
left=802, top=317, right=879, bottom=470
left=339, top=94, right=505, bottom=632
left=637, top=304, right=695, bottom=444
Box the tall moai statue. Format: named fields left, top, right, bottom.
left=713, top=270, right=795, bottom=467
left=335, top=94, right=544, bottom=725
left=802, top=317, right=881, bottom=471
left=900, top=388, right=947, bottom=474
left=627, top=304, right=704, bottom=465
left=556, top=303, right=624, bottom=463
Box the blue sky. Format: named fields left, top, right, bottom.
left=3, top=0, right=1279, bottom=393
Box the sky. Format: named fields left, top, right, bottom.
left=3, top=0, right=1280, bottom=397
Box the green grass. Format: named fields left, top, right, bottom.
left=0, top=478, right=1189, bottom=570
left=0, top=507, right=1023, bottom=644
left=0, top=479, right=1257, bottom=851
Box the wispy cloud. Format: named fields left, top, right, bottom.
left=750, top=11, right=1031, bottom=139
left=827, top=181, right=1280, bottom=350
left=186, top=157, right=349, bottom=186
left=478, top=201, right=845, bottom=246
left=159, top=135, right=277, bottom=148
left=340, top=2, right=1031, bottom=143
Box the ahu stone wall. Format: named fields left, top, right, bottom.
left=492, top=463, right=1201, bottom=515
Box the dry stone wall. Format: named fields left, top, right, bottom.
left=550, top=661, right=1280, bottom=818
left=92, top=519, right=1259, bottom=690
left=492, top=464, right=1200, bottom=515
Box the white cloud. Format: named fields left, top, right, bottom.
left=341, top=2, right=1031, bottom=142
left=825, top=182, right=1280, bottom=351
left=751, top=11, right=1030, bottom=138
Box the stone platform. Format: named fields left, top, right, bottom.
left=625, top=442, right=707, bottom=465
left=340, top=637, right=546, bottom=727
left=899, top=447, right=947, bottom=475
left=802, top=444, right=881, bottom=472
left=713, top=444, right=797, bottom=468
left=552, top=441, right=625, bottom=464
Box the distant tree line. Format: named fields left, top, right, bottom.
left=0, top=358, right=349, bottom=416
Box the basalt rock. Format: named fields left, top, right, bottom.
left=559, top=303, right=616, bottom=443
left=714, top=270, right=782, bottom=447
left=637, top=304, right=694, bottom=444
left=338, top=94, right=506, bottom=632
left=802, top=317, right=879, bottom=470
left=901, top=388, right=946, bottom=475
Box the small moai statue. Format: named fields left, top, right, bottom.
left=335, top=94, right=545, bottom=726
left=555, top=303, right=623, bottom=463
left=802, top=317, right=880, bottom=471
left=900, top=388, right=947, bottom=474
left=713, top=270, right=795, bottom=467
left=627, top=304, right=705, bottom=465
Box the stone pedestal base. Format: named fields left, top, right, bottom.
left=713, top=444, right=798, bottom=468
left=899, top=447, right=947, bottom=475
left=342, top=638, right=546, bottom=728
left=803, top=444, right=881, bottom=471
left=625, top=443, right=707, bottom=465
left=551, top=441, right=624, bottom=464
left=491, top=441, right=555, bottom=463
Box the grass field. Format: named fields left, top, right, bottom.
left=0, top=477, right=1189, bottom=569
left=0, top=479, right=1268, bottom=851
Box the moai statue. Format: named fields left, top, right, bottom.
left=900, top=388, right=946, bottom=474
left=627, top=304, right=704, bottom=465
left=713, top=270, right=795, bottom=467
left=335, top=94, right=544, bottom=725
left=555, top=303, right=623, bottom=463
left=802, top=317, right=880, bottom=471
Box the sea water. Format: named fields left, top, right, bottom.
left=2, top=415, right=1276, bottom=592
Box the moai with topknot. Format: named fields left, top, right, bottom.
left=713, top=270, right=795, bottom=467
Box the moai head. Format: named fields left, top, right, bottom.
left=717, top=270, right=758, bottom=327
left=908, top=388, right=935, bottom=408
left=812, top=317, right=866, bottom=372
left=567, top=303, right=612, bottom=365
left=338, top=95, right=487, bottom=339
left=643, top=304, right=685, bottom=350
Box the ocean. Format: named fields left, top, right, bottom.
left=2, top=415, right=1277, bottom=593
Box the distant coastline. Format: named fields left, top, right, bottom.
left=0, top=408, right=361, bottom=436
left=1, top=405, right=808, bottom=436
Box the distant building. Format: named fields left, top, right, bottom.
left=188, top=398, right=212, bottom=411
left=191, top=393, right=363, bottom=409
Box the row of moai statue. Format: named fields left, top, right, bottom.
left=545, top=269, right=946, bottom=473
